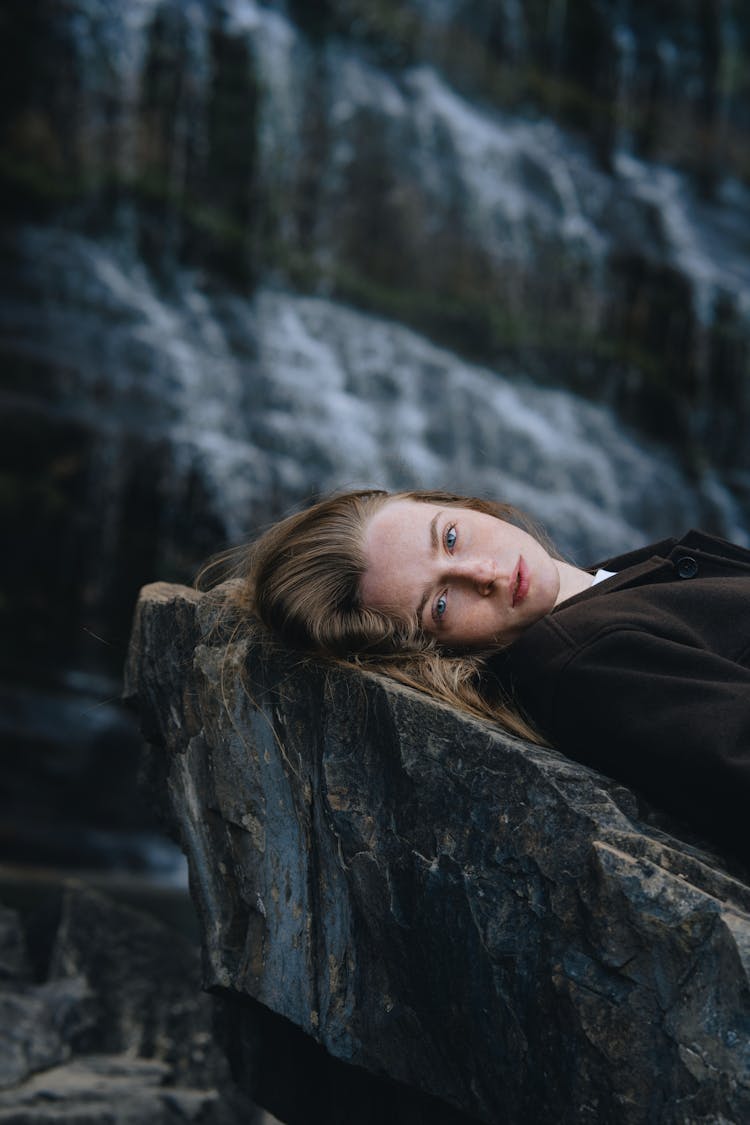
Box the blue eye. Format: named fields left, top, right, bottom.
left=435, top=594, right=447, bottom=619
left=445, top=525, right=457, bottom=550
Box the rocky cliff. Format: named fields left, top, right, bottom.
left=125, top=580, right=750, bottom=1125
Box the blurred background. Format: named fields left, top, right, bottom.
left=1, top=0, right=749, bottom=901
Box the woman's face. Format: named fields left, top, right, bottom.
left=359, top=499, right=563, bottom=649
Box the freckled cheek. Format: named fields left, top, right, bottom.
left=472, top=602, right=504, bottom=644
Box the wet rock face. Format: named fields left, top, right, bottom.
left=3, top=0, right=750, bottom=457
left=126, top=580, right=750, bottom=1125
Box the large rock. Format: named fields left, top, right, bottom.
left=125, top=581, right=750, bottom=1125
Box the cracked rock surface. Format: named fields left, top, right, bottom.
left=126, top=581, right=750, bottom=1125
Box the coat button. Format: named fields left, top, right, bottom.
left=677, top=556, right=698, bottom=578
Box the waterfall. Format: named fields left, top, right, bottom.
left=2, top=0, right=750, bottom=873
left=9, top=224, right=742, bottom=563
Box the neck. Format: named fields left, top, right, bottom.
left=554, top=561, right=595, bottom=607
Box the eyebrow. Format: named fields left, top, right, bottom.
left=415, top=511, right=442, bottom=629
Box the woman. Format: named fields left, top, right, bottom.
left=220, top=488, right=750, bottom=865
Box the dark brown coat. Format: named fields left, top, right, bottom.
left=495, top=530, right=750, bottom=865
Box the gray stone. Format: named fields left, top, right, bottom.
left=0, top=978, right=91, bottom=1090
left=0, top=1054, right=223, bottom=1124
left=47, top=884, right=223, bottom=1087
left=0, top=884, right=259, bottom=1122
left=0, top=907, right=30, bottom=983
left=125, top=581, right=750, bottom=1125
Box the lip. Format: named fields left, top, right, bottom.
left=511, top=557, right=530, bottom=607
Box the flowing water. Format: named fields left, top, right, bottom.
left=2, top=0, right=749, bottom=870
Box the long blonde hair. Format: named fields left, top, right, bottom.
left=199, top=489, right=553, bottom=743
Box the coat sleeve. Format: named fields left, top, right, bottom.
left=542, top=625, right=750, bottom=864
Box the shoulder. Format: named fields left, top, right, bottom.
left=500, top=565, right=750, bottom=687
left=596, top=528, right=750, bottom=572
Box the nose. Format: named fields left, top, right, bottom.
left=449, top=558, right=496, bottom=595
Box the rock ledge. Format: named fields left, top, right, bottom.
left=125, top=581, right=750, bottom=1125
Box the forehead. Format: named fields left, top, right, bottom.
left=360, top=499, right=442, bottom=610
left=368, top=498, right=441, bottom=540
left=365, top=499, right=454, bottom=564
